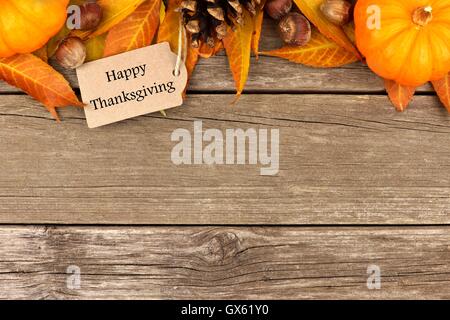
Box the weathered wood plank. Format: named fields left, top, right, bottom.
left=0, top=226, right=449, bottom=299
left=0, top=19, right=433, bottom=93
left=0, top=94, right=449, bottom=224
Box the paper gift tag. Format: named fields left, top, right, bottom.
left=76, top=42, right=187, bottom=128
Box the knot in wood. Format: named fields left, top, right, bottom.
left=202, top=231, right=242, bottom=265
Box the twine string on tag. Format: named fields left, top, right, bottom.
left=174, top=15, right=187, bottom=77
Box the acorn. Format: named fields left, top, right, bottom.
left=265, top=0, right=293, bottom=20
left=55, top=37, right=87, bottom=69
left=78, top=1, right=103, bottom=30
left=320, top=0, right=352, bottom=26
left=278, top=13, right=311, bottom=46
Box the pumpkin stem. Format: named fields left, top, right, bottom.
left=412, top=6, right=433, bottom=26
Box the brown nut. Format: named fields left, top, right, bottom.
left=55, top=37, right=87, bottom=69
left=278, top=13, right=311, bottom=46
left=320, top=0, right=352, bottom=26
left=78, top=1, right=103, bottom=30
left=265, top=0, right=293, bottom=20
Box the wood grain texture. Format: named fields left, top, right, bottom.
left=0, top=93, right=449, bottom=225
left=0, top=20, right=433, bottom=94
left=0, top=226, right=449, bottom=299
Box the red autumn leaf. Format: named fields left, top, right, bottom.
left=384, top=79, right=417, bottom=112
left=0, top=54, right=83, bottom=120
left=103, top=0, right=161, bottom=57
left=432, top=73, right=450, bottom=112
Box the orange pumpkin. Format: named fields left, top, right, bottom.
left=354, top=0, right=450, bottom=86
left=0, top=0, right=69, bottom=58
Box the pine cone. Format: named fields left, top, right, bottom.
left=180, top=0, right=260, bottom=48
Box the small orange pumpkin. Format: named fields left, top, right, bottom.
left=0, top=0, right=69, bottom=58
left=354, top=0, right=450, bottom=86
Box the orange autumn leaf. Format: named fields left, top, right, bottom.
left=251, top=0, right=266, bottom=59
left=260, top=28, right=358, bottom=67
left=103, top=0, right=161, bottom=57
left=74, top=0, right=147, bottom=39
left=157, top=0, right=199, bottom=79
left=223, top=11, right=254, bottom=97
left=157, top=0, right=182, bottom=49
left=197, top=41, right=223, bottom=58
left=0, top=54, right=83, bottom=120
left=293, top=0, right=361, bottom=59
left=432, top=73, right=450, bottom=112
left=384, top=79, right=416, bottom=112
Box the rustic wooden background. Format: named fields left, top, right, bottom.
left=0, top=21, right=449, bottom=299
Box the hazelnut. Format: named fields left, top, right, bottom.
left=278, top=13, right=311, bottom=46
left=320, top=0, right=352, bottom=26
left=55, top=37, right=87, bottom=69
left=78, top=1, right=103, bottom=30
left=265, top=0, right=293, bottom=20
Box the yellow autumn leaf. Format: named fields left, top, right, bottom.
left=85, top=34, right=107, bottom=61
left=223, top=11, right=254, bottom=97
left=74, top=0, right=147, bottom=39
left=251, top=0, right=266, bottom=59
left=103, top=0, right=161, bottom=57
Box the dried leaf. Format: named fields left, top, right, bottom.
left=432, top=73, right=450, bottom=112
left=385, top=79, right=416, bottom=112
left=0, top=54, right=83, bottom=120
left=75, top=0, right=147, bottom=39
left=85, top=34, right=107, bottom=61
left=223, top=11, right=254, bottom=97
left=103, top=0, right=161, bottom=57
left=293, top=0, right=361, bottom=59
left=251, top=0, right=266, bottom=59
left=260, top=28, right=358, bottom=67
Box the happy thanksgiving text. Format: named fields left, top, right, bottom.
left=88, top=64, right=176, bottom=110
